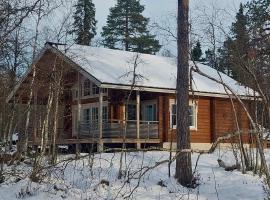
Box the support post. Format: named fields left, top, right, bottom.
left=136, top=90, right=141, bottom=149
left=76, top=72, right=81, bottom=156
left=33, top=91, right=37, bottom=142
left=98, top=89, right=104, bottom=152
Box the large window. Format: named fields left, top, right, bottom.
left=143, top=102, right=157, bottom=121
left=81, top=105, right=108, bottom=131
left=83, top=79, right=91, bottom=96
left=91, top=107, right=99, bottom=123
left=92, top=83, right=99, bottom=95
left=127, top=104, right=136, bottom=120
left=170, top=100, right=197, bottom=130
left=83, top=108, right=90, bottom=123
left=82, top=79, right=99, bottom=96
left=73, top=78, right=109, bottom=100
left=102, top=106, right=108, bottom=122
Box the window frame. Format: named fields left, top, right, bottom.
left=169, top=99, right=198, bottom=130
left=72, top=78, right=108, bottom=100
left=83, top=79, right=91, bottom=96
left=142, top=100, right=157, bottom=122
left=126, top=102, right=137, bottom=121
left=72, top=102, right=108, bottom=135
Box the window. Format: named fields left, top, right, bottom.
left=83, top=108, right=90, bottom=123
left=92, top=83, right=99, bottom=95
left=77, top=79, right=102, bottom=98
left=81, top=105, right=108, bottom=131
left=73, top=110, right=78, bottom=133
left=127, top=104, right=136, bottom=120
left=170, top=100, right=197, bottom=130
left=73, top=89, right=78, bottom=99
left=91, top=107, right=99, bottom=122
left=143, top=103, right=157, bottom=121
left=82, top=108, right=91, bottom=131
left=103, top=106, right=108, bottom=122
left=91, top=107, right=99, bottom=130
left=171, top=104, right=177, bottom=128
left=102, top=88, right=108, bottom=93
left=189, top=104, right=196, bottom=128
left=83, top=79, right=91, bottom=96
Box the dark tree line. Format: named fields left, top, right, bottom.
left=201, top=0, right=269, bottom=92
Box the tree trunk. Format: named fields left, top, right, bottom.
left=17, top=65, right=36, bottom=158
left=175, top=0, right=193, bottom=187
left=124, top=4, right=129, bottom=51
left=51, top=74, right=61, bottom=165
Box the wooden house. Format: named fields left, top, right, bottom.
left=7, top=43, right=254, bottom=150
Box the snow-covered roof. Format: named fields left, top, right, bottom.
left=57, top=44, right=253, bottom=96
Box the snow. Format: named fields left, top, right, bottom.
left=12, top=133, right=18, bottom=142
left=0, top=149, right=267, bottom=200
left=59, top=44, right=253, bottom=96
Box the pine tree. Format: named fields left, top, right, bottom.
left=71, top=0, right=97, bottom=45
left=191, top=41, right=202, bottom=61
left=228, top=3, right=250, bottom=83
left=175, top=0, right=193, bottom=187
left=101, top=0, right=161, bottom=54
left=216, top=39, right=233, bottom=75
left=244, top=0, right=270, bottom=103
left=204, top=49, right=216, bottom=69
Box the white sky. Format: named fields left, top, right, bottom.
left=42, top=0, right=250, bottom=54
left=93, top=0, right=250, bottom=54
left=93, top=0, right=249, bottom=32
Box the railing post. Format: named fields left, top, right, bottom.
left=136, top=90, right=141, bottom=149
left=147, top=121, right=150, bottom=139
left=98, top=88, right=104, bottom=152
left=33, top=90, right=37, bottom=142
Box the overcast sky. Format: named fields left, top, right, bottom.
left=93, top=0, right=249, bottom=33
left=44, top=0, right=251, bottom=54
left=92, top=0, right=250, bottom=53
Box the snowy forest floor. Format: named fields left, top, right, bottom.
left=0, top=148, right=268, bottom=200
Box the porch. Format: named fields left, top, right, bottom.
left=79, top=120, right=159, bottom=139
left=28, top=120, right=160, bottom=146
left=28, top=88, right=164, bottom=149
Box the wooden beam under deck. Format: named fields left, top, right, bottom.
left=28, top=138, right=161, bottom=145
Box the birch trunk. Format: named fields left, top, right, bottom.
left=51, top=69, right=62, bottom=165
left=17, top=65, right=36, bottom=158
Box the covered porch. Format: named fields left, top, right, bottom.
left=27, top=88, right=164, bottom=149
left=69, top=89, right=164, bottom=149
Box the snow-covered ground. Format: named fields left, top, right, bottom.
left=0, top=149, right=268, bottom=200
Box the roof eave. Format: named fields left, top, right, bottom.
left=100, top=82, right=257, bottom=99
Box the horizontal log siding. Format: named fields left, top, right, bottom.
left=214, top=98, right=250, bottom=143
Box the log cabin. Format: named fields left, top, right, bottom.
left=6, top=43, right=255, bottom=150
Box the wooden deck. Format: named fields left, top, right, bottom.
left=28, top=138, right=161, bottom=145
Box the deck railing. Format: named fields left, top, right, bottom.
left=79, top=119, right=159, bottom=139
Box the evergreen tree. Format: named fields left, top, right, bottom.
left=245, top=0, right=270, bottom=93
left=204, top=49, right=216, bottom=69
left=191, top=41, right=202, bottom=61
left=71, top=0, right=97, bottom=45
left=101, top=0, right=161, bottom=54
left=215, top=3, right=250, bottom=84
left=228, top=3, right=250, bottom=83
left=216, top=38, right=233, bottom=75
